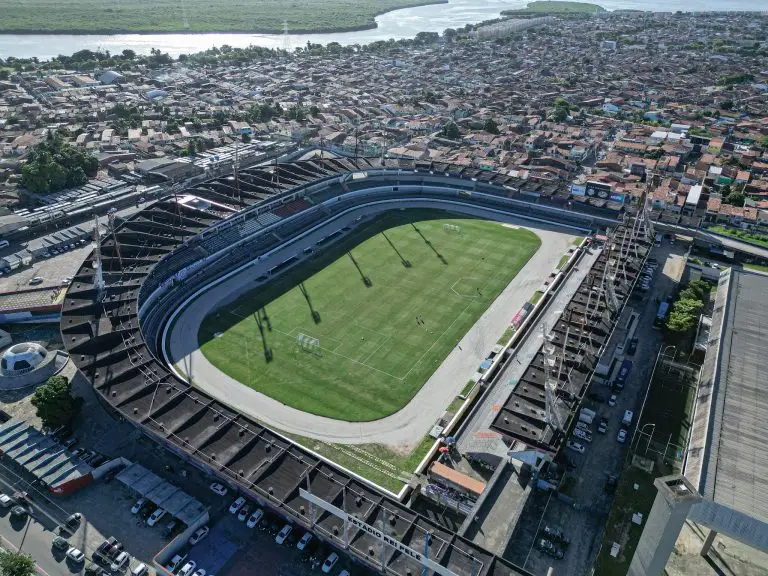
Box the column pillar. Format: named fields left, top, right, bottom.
left=700, top=529, right=717, bottom=557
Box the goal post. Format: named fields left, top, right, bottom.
left=443, top=223, right=461, bottom=233
left=296, top=333, right=321, bottom=356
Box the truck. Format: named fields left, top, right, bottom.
left=579, top=408, right=596, bottom=425
left=622, top=410, right=633, bottom=427
left=614, top=359, right=633, bottom=390
left=654, top=301, right=670, bottom=328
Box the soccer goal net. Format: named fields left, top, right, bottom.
left=443, top=223, right=461, bottom=233
left=296, top=333, right=321, bottom=355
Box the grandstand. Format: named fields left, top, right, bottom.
left=60, top=156, right=629, bottom=576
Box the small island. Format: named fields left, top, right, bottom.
left=502, top=1, right=606, bottom=17
left=0, top=0, right=448, bottom=35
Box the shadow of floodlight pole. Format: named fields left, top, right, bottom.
left=299, top=282, right=321, bottom=324
left=346, top=252, right=372, bottom=287
left=410, top=223, right=448, bottom=265
left=380, top=232, right=411, bottom=268
left=252, top=310, right=273, bottom=362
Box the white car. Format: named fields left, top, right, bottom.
left=66, top=547, right=85, bottom=563
left=228, top=496, right=245, bottom=514
left=131, top=497, right=146, bottom=514
left=275, top=524, right=293, bottom=545
left=237, top=506, right=250, bottom=522
left=296, top=531, right=313, bottom=550
left=617, top=428, right=628, bottom=443
left=339, top=571, right=350, bottom=576
left=147, top=507, right=167, bottom=526
left=110, top=551, right=130, bottom=572
left=188, top=525, right=209, bottom=545
left=209, top=482, right=227, bottom=496
left=193, top=569, right=206, bottom=576
left=321, top=552, right=339, bottom=574
left=566, top=440, right=585, bottom=454
left=131, top=563, right=148, bottom=576
left=178, top=561, right=197, bottom=576
left=247, top=509, right=264, bottom=529
left=608, top=394, right=617, bottom=407
left=0, top=493, right=13, bottom=508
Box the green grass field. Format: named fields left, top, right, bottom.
left=0, top=0, right=444, bottom=34
left=199, top=217, right=540, bottom=422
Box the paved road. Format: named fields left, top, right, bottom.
left=512, top=242, right=687, bottom=576
left=166, top=200, right=579, bottom=449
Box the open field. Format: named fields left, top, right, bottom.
left=199, top=217, right=540, bottom=422
left=0, top=0, right=446, bottom=34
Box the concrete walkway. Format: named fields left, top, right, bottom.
left=166, top=204, right=576, bottom=450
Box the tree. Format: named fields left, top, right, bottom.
left=483, top=118, right=499, bottom=134
left=187, top=139, right=197, bottom=156
left=0, top=551, right=35, bottom=576
left=441, top=121, right=461, bottom=140
left=31, top=375, right=82, bottom=432
left=759, top=136, right=768, bottom=149
left=121, top=49, right=136, bottom=60
left=241, top=133, right=250, bottom=143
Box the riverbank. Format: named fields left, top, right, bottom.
left=0, top=0, right=448, bottom=35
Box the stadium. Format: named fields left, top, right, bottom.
left=61, top=156, right=639, bottom=576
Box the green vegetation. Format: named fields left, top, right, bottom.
left=502, top=1, right=605, bottom=17
left=440, top=121, right=461, bottom=140
left=461, top=380, right=477, bottom=397
left=446, top=396, right=465, bottom=414
left=0, top=0, right=446, bottom=34
left=572, top=236, right=585, bottom=246
left=31, top=375, right=83, bottom=432
left=200, top=217, right=540, bottom=422
left=594, top=467, right=658, bottom=575
left=744, top=263, right=768, bottom=274
left=0, top=550, right=36, bottom=576
left=497, top=327, right=516, bottom=346
left=557, top=254, right=570, bottom=269
left=283, top=431, right=435, bottom=492
left=716, top=72, right=755, bottom=86
left=530, top=290, right=544, bottom=305
left=666, top=280, right=711, bottom=344
left=21, top=134, right=98, bottom=194
left=710, top=225, right=768, bottom=249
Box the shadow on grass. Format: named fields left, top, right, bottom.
left=196, top=209, right=461, bottom=354
left=411, top=223, right=448, bottom=265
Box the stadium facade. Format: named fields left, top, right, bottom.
left=61, top=157, right=635, bottom=576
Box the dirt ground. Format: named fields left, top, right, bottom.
left=667, top=521, right=768, bottom=576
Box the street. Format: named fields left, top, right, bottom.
left=504, top=241, right=687, bottom=575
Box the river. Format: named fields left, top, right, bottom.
left=0, top=0, right=764, bottom=60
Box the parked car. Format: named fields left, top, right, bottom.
left=237, top=506, right=250, bottom=522
left=566, top=440, right=585, bottom=454
left=192, top=570, right=206, bottom=576
left=321, top=553, right=339, bottom=574
left=10, top=505, right=28, bottom=518
left=608, top=394, right=617, bottom=407
left=275, top=524, right=293, bottom=545
left=147, top=508, right=167, bottom=526
left=296, top=532, right=313, bottom=550
left=165, top=554, right=187, bottom=573
left=178, top=561, right=197, bottom=576
left=52, top=536, right=69, bottom=551
left=572, top=428, right=592, bottom=443
left=228, top=497, right=246, bottom=514
left=110, top=551, right=129, bottom=572
left=536, top=538, right=564, bottom=560
left=598, top=418, right=608, bottom=434
left=66, top=547, right=85, bottom=563
left=209, top=483, right=227, bottom=497
left=131, top=498, right=146, bottom=514
left=0, top=493, right=13, bottom=508
left=627, top=338, right=638, bottom=356
left=29, top=277, right=44, bottom=285
left=131, top=563, right=148, bottom=576
left=617, top=428, right=628, bottom=443
left=247, top=509, right=264, bottom=529
left=541, top=525, right=570, bottom=545
left=62, top=438, right=78, bottom=449
left=188, top=526, right=209, bottom=546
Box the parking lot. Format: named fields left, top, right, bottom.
left=503, top=240, right=687, bottom=575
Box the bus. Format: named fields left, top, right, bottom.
left=654, top=301, right=670, bottom=328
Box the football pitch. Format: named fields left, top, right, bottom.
left=198, top=217, right=540, bottom=422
